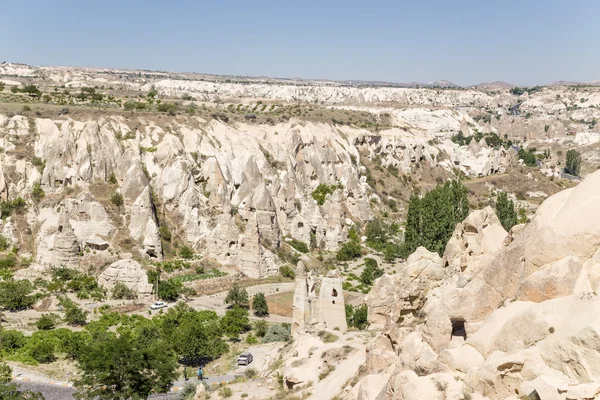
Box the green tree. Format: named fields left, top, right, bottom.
left=158, top=278, right=183, bottom=302
left=495, top=192, right=517, bottom=232
left=170, top=311, right=228, bottom=363
left=311, top=183, right=337, bottom=205
left=518, top=148, right=537, bottom=167
left=75, top=330, right=178, bottom=400
left=225, top=284, right=249, bottom=309
left=401, top=179, right=469, bottom=257
left=0, top=279, right=36, bottom=311
left=220, top=306, right=250, bottom=339
left=252, top=293, right=269, bottom=317
left=565, top=149, right=582, bottom=176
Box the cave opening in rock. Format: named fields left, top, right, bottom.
left=451, top=319, right=466, bottom=340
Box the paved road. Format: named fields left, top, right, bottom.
left=16, top=381, right=180, bottom=399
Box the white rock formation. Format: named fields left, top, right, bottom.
left=98, top=259, right=153, bottom=295
left=347, top=169, right=600, bottom=400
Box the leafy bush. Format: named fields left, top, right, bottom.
left=279, top=265, right=296, bottom=279
left=401, top=179, right=469, bottom=257
left=158, top=226, right=171, bottom=242
left=64, top=305, right=87, bottom=326
left=111, top=192, right=124, bottom=207
left=360, top=258, right=384, bottom=285
left=179, top=245, right=194, bottom=259
left=288, top=238, right=309, bottom=253
left=108, top=172, right=118, bottom=184
left=0, top=279, right=36, bottom=311
left=336, top=240, right=362, bottom=261
left=36, top=313, right=59, bottom=330
left=157, top=102, right=177, bottom=114
left=252, top=292, right=269, bottom=317
left=346, top=304, right=369, bottom=330
left=112, top=282, right=138, bottom=300
left=253, top=320, right=268, bottom=337
left=263, top=324, right=291, bottom=343
left=219, top=386, right=233, bottom=398
left=311, top=183, right=339, bottom=205
left=0, top=197, right=27, bottom=219
left=245, top=368, right=258, bottom=379
left=32, top=182, right=45, bottom=202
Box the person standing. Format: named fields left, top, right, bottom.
left=183, top=366, right=188, bottom=381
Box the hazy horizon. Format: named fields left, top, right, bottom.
left=1, top=0, right=599, bottom=86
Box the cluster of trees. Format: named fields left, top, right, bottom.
left=10, top=84, right=41, bottom=97
left=518, top=148, right=537, bottom=167
left=402, top=179, right=469, bottom=257
left=1, top=300, right=289, bottom=399
left=225, top=284, right=270, bottom=317
left=451, top=131, right=511, bottom=149
left=360, top=258, right=384, bottom=285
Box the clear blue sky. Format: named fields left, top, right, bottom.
left=1, top=0, right=598, bottom=86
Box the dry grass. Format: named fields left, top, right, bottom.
left=265, top=291, right=294, bottom=317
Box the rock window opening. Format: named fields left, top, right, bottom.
left=58, top=226, right=63, bottom=233
left=331, top=288, right=338, bottom=304
left=451, top=319, right=466, bottom=340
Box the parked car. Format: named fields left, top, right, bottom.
left=150, top=301, right=167, bottom=310
left=237, top=352, right=253, bottom=366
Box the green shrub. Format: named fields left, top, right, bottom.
left=179, top=245, right=194, bottom=259
left=112, top=282, right=138, bottom=300
left=253, top=320, right=268, bottom=337
left=518, top=148, right=537, bottom=167
left=32, top=182, right=45, bottom=202
left=0, top=197, right=27, bottom=219
left=279, top=265, right=296, bottom=279
left=360, top=258, right=384, bottom=285
left=0, top=330, right=27, bottom=353
left=244, top=368, right=258, bottom=379
left=263, top=324, right=291, bottom=343
left=157, top=102, right=177, bottom=114
left=0, top=279, right=36, bottom=311
left=288, top=238, right=309, bottom=253
left=64, top=305, right=87, bottom=326
left=36, top=313, right=59, bottom=330
left=111, top=192, right=124, bottom=207
left=311, top=183, right=338, bottom=205
left=158, top=226, right=171, bottom=242
left=158, top=278, right=184, bottom=301
left=346, top=304, right=369, bottom=330
left=108, top=172, right=118, bottom=184
left=26, top=338, right=56, bottom=363
left=219, top=386, right=233, bottom=398
left=336, top=240, right=362, bottom=261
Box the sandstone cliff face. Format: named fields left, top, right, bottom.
left=0, top=109, right=517, bottom=279
left=347, top=170, right=600, bottom=400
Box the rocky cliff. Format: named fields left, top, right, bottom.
left=345, top=169, right=600, bottom=400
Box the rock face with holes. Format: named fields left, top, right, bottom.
left=292, top=263, right=347, bottom=335
left=346, top=170, right=600, bottom=400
